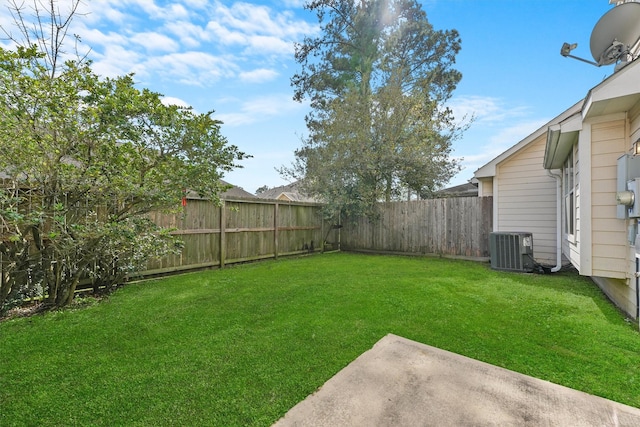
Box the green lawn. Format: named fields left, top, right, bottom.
left=1, top=252, right=640, bottom=426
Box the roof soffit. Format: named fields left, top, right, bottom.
left=583, top=60, right=640, bottom=120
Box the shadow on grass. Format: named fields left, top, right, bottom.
left=494, top=265, right=635, bottom=328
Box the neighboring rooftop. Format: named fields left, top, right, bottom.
left=256, top=182, right=319, bottom=203
left=183, top=180, right=256, bottom=200
left=220, top=180, right=257, bottom=199
left=435, top=181, right=478, bottom=198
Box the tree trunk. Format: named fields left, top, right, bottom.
left=62, top=261, right=89, bottom=306
left=0, top=254, right=11, bottom=308
left=385, top=178, right=392, bottom=203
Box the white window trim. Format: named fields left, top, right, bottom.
left=563, top=147, right=577, bottom=244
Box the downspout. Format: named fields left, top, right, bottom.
left=547, top=169, right=563, bottom=272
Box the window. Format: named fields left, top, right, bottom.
left=563, top=148, right=575, bottom=241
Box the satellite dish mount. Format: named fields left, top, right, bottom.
left=560, top=42, right=599, bottom=66
left=560, top=2, right=640, bottom=71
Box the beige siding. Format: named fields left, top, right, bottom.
left=630, top=100, right=640, bottom=136
left=590, top=119, right=628, bottom=279
left=477, top=178, right=493, bottom=197
left=496, top=134, right=557, bottom=264
left=592, top=273, right=637, bottom=319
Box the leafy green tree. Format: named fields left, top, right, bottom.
left=286, top=0, right=466, bottom=218
left=0, top=1, right=246, bottom=311
left=255, top=185, right=271, bottom=195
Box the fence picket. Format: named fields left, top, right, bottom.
left=1, top=196, right=492, bottom=299
left=341, top=197, right=493, bottom=258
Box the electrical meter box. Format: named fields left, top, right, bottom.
left=617, top=155, right=640, bottom=219
left=629, top=178, right=640, bottom=218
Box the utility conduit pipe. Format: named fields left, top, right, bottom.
left=631, top=227, right=640, bottom=323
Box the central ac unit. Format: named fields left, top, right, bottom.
left=489, top=232, right=534, bottom=273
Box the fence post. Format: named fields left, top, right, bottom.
left=220, top=200, right=226, bottom=269
left=274, top=202, right=279, bottom=260
left=321, top=212, right=324, bottom=253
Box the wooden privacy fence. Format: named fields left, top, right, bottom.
left=341, top=197, right=493, bottom=258
left=0, top=196, right=337, bottom=301
left=143, top=197, right=337, bottom=276
left=0, top=195, right=490, bottom=299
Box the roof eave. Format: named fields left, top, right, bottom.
left=543, top=113, right=582, bottom=169
left=583, top=60, right=640, bottom=120
left=473, top=100, right=583, bottom=179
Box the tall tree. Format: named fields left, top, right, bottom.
left=255, top=185, right=271, bottom=195
left=0, top=1, right=246, bottom=311
left=286, top=0, right=465, bottom=218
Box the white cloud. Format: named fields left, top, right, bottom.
left=243, top=95, right=297, bottom=114
left=131, top=0, right=190, bottom=21
left=281, top=0, right=307, bottom=7
left=161, top=96, right=192, bottom=108
left=207, top=21, right=248, bottom=45
left=0, top=4, right=14, bottom=27
left=206, top=23, right=295, bottom=55
left=101, top=6, right=128, bottom=23
left=239, top=68, right=279, bottom=83
left=206, top=2, right=317, bottom=55
left=131, top=31, right=180, bottom=52
left=246, top=35, right=295, bottom=55
left=215, top=3, right=294, bottom=37
left=79, top=2, right=128, bottom=25
left=488, top=119, right=549, bottom=147
left=6, top=0, right=317, bottom=93
left=448, top=95, right=531, bottom=124
left=165, top=20, right=210, bottom=47
left=144, top=51, right=238, bottom=85
left=448, top=95, right=548, bottom=175
left=182, top=0, right=209, bottom=10
left=216, top=94, right=306, bottom=126
left=91, top=44, right=147, bottom=78
left=74, top=26, right=129, bottom=48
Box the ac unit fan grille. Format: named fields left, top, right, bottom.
left=490, top=232, right=534, bottom=273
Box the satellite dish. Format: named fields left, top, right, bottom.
left=590, top=2, right=640, bottom=66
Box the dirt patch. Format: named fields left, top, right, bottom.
left=1, top=296, right=103, bottom=322
left=1, top=301, right=44, bottom=321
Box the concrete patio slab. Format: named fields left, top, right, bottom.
left=273, top=334, right=640, bottom=426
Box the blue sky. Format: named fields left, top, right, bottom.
left=1, top=0, right=620, bottom=193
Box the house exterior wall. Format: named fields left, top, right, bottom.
left=495, top=134, right=557, bottom=264
left=586, top=114, right=640, bottom=319
left=474, top=64, right=640, bottom=319
left=610, top=103, right=640, bottom=318
left=589, top=119, right=628, bottom=279
left=591, top=275, right=636, bottom=319
left=632, top=102, right=640, bottom=140
left=477, top=178, right=493, bottom=197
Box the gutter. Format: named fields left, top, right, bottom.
left=547, top=169, right=563, bottom=273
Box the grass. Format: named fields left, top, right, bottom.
left=1, top=252, right=640, bottom=426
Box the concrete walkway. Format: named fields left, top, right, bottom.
left=273, top=334, right=640, bottom=426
